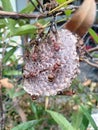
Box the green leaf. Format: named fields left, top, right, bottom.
left=13, top=25, right=37, bottom=36
left=1, top=0, right=13, bottom=11
left=20, top=0, right=38, bottom=13
left=13, top=90, right=26, bottom=98
left=71, top=109, right=83, bottom=129
left=80, top=105, right=98, bottom=130
left=0, top=19, right=6, bottom=28
left=89, top=28, right=98, bottom=44
left=49, top=0, right=74, bottom=14
left=3, top=47, right=17, bottom=63
left=31, top=102, right=38, bottom=119
left=1, top=0, right=16, bottom=33
left=92, top=94, right=98, bottom=102
left=56, top=0, right=67, bottom=4
left=11, top=120, right=41, bottom=130
left=65, top=10, right=72, bottom=17
left=47, top=110, right=74, bottom=130
left=79, top=108, right=90, bottom=130
left=7, top=87, right=15, bottom=98
left=3, top=70, right=22, bottom=76
left=6, top=19, right=16, bottom=34
left=1, top=0, right=16, bottom=32
left=6, top=86, right=25, bottom=99
left=92, top=53, right=98, bottom=58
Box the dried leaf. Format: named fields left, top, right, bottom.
left=82, top=79, right=91, bottom=86
left=65, top=0, right=96, bottom=37
left=0, top=78, right=13, bottom=89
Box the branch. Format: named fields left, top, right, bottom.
left=0, top=10, right=47, bottom=19
left=87, top=46, right=98, bottom=53
left=29, top=0, right=41, bottom=13
left=0, top=5, right=78, bottom=20
left=36, top=0, right=44, bottom=12
left=83, top=59, right=98, bottom=68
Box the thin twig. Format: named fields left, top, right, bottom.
left=29, top=0, right=41, bottom=13
left=48, top=0, right=74, bottom=14
left=87, top=46, right=98, bottom=53
left=0, top=10, right=46, bottom=19
left=83, top=59, right=98, bottom=68
left=0, top=4, right=78, bottom=20
left=36, top=0, right=44, bottom=12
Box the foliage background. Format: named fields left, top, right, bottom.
left=0, top=0, right=98, bottom=130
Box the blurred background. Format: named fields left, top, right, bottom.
left=0, top=0, right=98, bottom=130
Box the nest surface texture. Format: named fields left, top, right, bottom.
left=23, top=29, right=79, bottom=97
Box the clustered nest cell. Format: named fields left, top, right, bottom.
left=23, top=29, right=79, bottom=97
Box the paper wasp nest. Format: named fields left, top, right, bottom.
left=23, top=29, right=79, bottom=97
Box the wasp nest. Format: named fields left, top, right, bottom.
left=23, top=29, right=79, bottom=97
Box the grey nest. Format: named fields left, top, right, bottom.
left=23, top=29, right=79, bottom=97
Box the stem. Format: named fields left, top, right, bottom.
left=87, top=46, right=98, bottom=53
left=0, top=10, right=46, bottom=19
left=49, top=0, right=75, bottom=14
left=45, top=96, right=49, bottom=110
left=83, top=59, right=98, bottom=68
left=0, top=28, right=8, bottom=130
left=0, top=4, right=77, bottom=20
left=0, top=84, right=4, bottom=130
left=29, top=0, right=41, bottom=13
left=36, top=0, right=44, bottom=12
